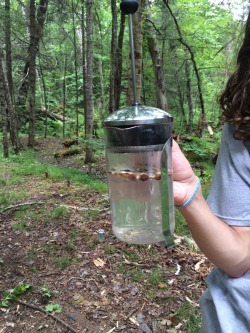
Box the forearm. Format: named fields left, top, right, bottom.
left=178, top=186, right=250, bottom=277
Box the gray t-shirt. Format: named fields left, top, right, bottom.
left=200, top=124, right=250, bottom=333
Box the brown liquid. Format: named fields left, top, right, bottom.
left=108, top=171, right=161, bottom=181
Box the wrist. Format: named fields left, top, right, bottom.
left=175, top=176, right=201, bottom=208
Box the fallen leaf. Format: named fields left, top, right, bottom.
left=93, top=258, right=105, bottom=267
left=106, top=328, right=116, bottom=333
left=129, top=316, right=139, bottom=326
left=194, top=259, right=205, bottom=271
left=158, top=283, right=168, bottom=289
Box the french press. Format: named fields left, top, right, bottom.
left=103, top=0, right=175, bottom=247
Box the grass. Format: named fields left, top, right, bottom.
left=0, top=190, right=29, bottom=208
left=12, top=206, right=70, bottom=227
left=12, top=221, right=32, bottom=232
left=149, top=267, right=165, bottom=286
left=176, top=301, right=201, bottom=333
left=0, top=149, right=107, bottom=193
left=56, top=256, right=77, bottom=269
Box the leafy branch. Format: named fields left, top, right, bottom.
left=0, top=282, right=78, bottom=333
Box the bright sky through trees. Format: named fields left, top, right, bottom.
left=210, top=0, right=249, bottom=20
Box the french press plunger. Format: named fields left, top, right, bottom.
left=103, top=0, right=175, bottom=247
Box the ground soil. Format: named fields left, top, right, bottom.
left=0, top=138, right=213, bottom=333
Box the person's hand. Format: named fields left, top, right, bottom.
left=172, top=140, right=198, bottom=206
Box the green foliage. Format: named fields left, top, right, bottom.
left=56, top=256, right=77, bottom=269
left=40, top=286, right=52, bottom=298
left=12, top=221, right=32, bottom=232
left=127, top=268, right=146, bottom=282
left=82, top=209, right=100, bottom=221
left=176, top=301, right=201, bottom=333
left=5, top=0, right=244, bottom=140
left=51, top=206, right=69, bottom=219
left=0, top=149, right=107, bottom=193
left=45, top=302, right=62, bottom=313
left=0, top=283, right=33, bottom=308
left=180, top=136, right=219, bottom=162
left=149, top=267, right=164, bottom=286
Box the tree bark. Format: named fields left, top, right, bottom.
left=116, top=12, right=126, bottom=109
left=4, top=0, right=20, bottom=153
left=72, top=0, right=79, bottom=138
left=28, top=0, right=37, bottom=147
left=84, top=0, right=94, bottom=163
left=109, top=0, right=118, bottom=113
left=17, top=0, right=49, bottom=130
left=145, top=0, right=168, bottom=111
left=0, top=54, right=9, bottom=158
left=173, top=52, right=187, bottom=124
left=126, top=0, right=143, bottom=105
left=62, top=56, right=67, bottom=138
left=5, top=0, right=13, bottom=97
left=81, top=0, right=87, bottom=135
left=109, top=1, right=125, bottom=112
left=38, top=57, right=49, bottom=138
left=0, top=40, right=20, bottom=154
left=185, top=56, right=194, bottom=132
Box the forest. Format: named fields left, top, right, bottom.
left=0, top=0, right=249, bottom=157
left=0, top=1, right=249, bottom=332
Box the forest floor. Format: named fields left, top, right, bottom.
left=0, top=138, right=213, bottom=333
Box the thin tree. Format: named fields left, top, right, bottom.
left=84, top=0, right=94, bottom=163
left=109, top=1, right=125, bottom=112
left=109, top=0, right=118, bottom=113
left=28, top=0, right=37, bottom=147
left=5, top=0, right=13, bottom=96
left=4, top=0, right=20, bottom=153
left=163, top=0, right=206, bottom=136
left=17, top=0, right=49, bottom=130
left=0, top=44, right=9, bottom=158
left=71, top=0, right=79, bottom=138
left=145, top=0, right=168, bottom=111
left=126, top=0, right=143, bottom=105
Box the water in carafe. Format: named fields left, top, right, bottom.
left=107, top=146, right=165, bottom=244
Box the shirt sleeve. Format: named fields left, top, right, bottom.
left=206, top=124, right=250, bottom=226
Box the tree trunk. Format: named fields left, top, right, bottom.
left=5, top=0, right=13, bottom=97
left=81, top=0, right=87, bottom=135
left=17, top=0, right=49, bottom=129
left=0, top=41, right=20, bottom=154
left=72, top=0, right=79, bottom=138
left=84, top=0, right=94, bottom=163
left=126, top=0, right=143, bottom=105
left=145, top=0, right=168, bottom=111
left=4, top=0, right=20, bottom=153
left=109, top=0, right=118, bottom=113
left=185, top=57, right=194, bottom=132
left=0, top=55, right=9, bottom=158
left=116, top=12, right=126, bottom=109
left=38, top=57, right=49, bottom=138
left=28, top=0, right=37, bottom=147
left=62, top=57, right=67, bottom=138
left=109, top=3, right=125, bottom=112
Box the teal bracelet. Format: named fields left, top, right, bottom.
left=175, top=177, right=200, bottom=208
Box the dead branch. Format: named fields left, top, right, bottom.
left=17, top=299, right=79, bottom=333
left=45, top=110, right=74, bottom=123
left=0, top=201, right=45, bottom=214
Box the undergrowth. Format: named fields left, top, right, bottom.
left=0, top=148, right=107, bottom=193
